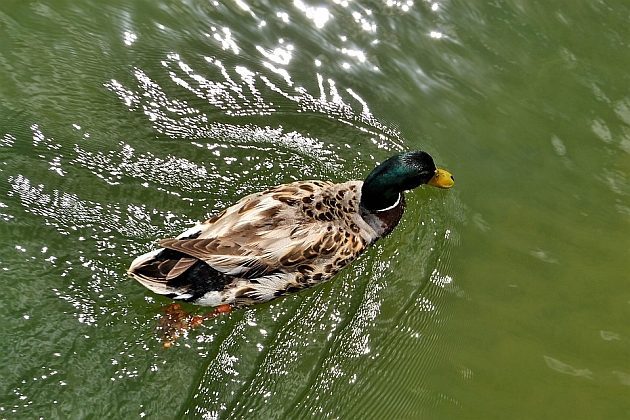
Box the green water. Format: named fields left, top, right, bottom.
left=1, top=0, right=629, bottom=418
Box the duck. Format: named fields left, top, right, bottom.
left=128, top=151, right=454, bottom=315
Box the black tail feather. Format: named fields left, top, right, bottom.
left=132, top=248, right=235, bottom=301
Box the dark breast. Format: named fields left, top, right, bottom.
left=373, top=195, right=406, bottom=237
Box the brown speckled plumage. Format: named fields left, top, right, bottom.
left=128, top=151, right=453, bottom=307
left=128, top=180, right=395, bottom=307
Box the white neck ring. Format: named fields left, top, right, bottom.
left=375, top=193, right=401, bottom=212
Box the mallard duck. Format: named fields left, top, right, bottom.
left=128, top=151, right=454, bottom=313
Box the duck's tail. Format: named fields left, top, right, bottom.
left=128, top=247, right=233, bottom=304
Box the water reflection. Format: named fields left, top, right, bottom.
left=209, top=26, right=240, bottom=55
left=544, top=356, right=593, bottom=379
left=105, top=51, right=404, bottom=155
left=0, top=0, right=464, bottom=417
left=294, top=0, right=331, bottom=29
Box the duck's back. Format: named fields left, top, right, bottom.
left=128, top=180, right=380, bottom=307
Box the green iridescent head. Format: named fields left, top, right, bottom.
left=360, top=151, right=454, bottom=212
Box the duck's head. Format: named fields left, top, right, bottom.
left=360, top=151, right=454, bottom=212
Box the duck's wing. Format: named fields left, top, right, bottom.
left=158, top=181, right=376, bottom=279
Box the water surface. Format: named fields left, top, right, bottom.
left=1, top=0, right=629, bottom=418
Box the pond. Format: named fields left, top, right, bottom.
left=1, top=0, right=629, bottom=418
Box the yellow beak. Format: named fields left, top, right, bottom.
left=428, top=168, right=455, bottom=189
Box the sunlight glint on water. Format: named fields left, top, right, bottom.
left=2, top=0, right=629, bottom=418
left=0, top=2, right=459, bottom=418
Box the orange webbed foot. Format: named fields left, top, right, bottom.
left=204, top=304, right=232, bottom=319
left=158, top=303, right=233, bottom=348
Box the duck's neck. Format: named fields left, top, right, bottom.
left=358, top=155, right=425, bottom=236
left=359, top=186, right=406, bottom=237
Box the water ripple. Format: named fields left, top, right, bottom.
left=0, top=0, right=465, bottom=418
